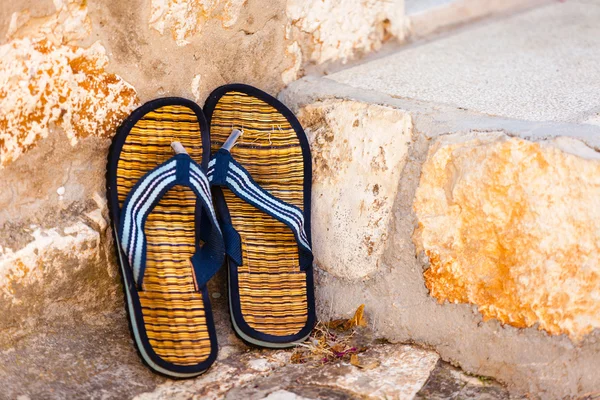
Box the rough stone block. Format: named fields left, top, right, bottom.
left=297, top=100, right=412, bottom=280
left=414, top=133, right=600, bottom=340
left=135, top=343, right=440, bottom=400
left=0, top=217, right=120, bottom=339
left=286, top=0, right=405, bottom=65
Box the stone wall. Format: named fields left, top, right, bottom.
left=0, top=0, right=408, bottom=342
left=0, top=0, right=563, bottom=397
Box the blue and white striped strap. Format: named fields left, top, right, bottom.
left=118, top=153, right=224, bottom=289
left=207, top=148, right=313, bottom=270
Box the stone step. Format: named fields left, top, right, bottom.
left=279, top=1, right=600, bottom=399
left=0, top=310, right=513, bottom=400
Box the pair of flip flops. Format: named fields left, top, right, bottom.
left=106, top=84, right=315, bottom=378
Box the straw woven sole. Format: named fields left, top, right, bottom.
left=205, top=84, right=316, bottom=347
left=107, top=98, right=217, bottom=377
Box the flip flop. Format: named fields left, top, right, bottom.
left=106, top=98, right=224, bottom=378
left=204, top=84, right=316, bottom=348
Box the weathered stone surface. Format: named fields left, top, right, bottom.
left=120, top=0, right=407, bottom=93
left=0, top=133, right=120, bottom=343
left=5, top=0, right=597, bottom=398
left=5, top=308, right=511, bottom=400
left=308, top=344, right=438, bottom=399
left=136, top=0, right=530, bottom=82
left=0, top=0, right=138, bottom=167
left=5, top=0, right=91, bottom=44
left=1, top=0, right=409, bottom=162
left=0, top=0, right=414, bottom=361
left=1, top=221, right=99, bottom=303
left=297, top=100, right=412, bottom=280
left=286, top=0, right=404, bottom=65
left=415, top=361, right=516, bottom=400
left=136, top=343, right=439, bottom=400
left=0, top=312, right=162, bottom=400
left=414, top=133, right=600, bottom=340
left=149, top=0, right=247, bottom=46
left=0, top=1, right=124, bottom=330
left=0, top=214, right=119, bottom=343
left=0, top=269, right=229, bottom=399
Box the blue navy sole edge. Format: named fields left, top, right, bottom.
left=227, top=269, right=312, bottom=349
left=203, top=84, right=317, bottom=347
left=105, top=97, right=218, bottom=378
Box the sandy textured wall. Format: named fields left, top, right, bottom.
left=0, top=0, right=406, bottom=341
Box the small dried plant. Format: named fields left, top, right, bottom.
left=290, top=305, right=373, bottom=368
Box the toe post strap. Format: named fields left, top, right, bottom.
left=208, top=143, right=313, bottom=271
left=118, top=149, right=225, bottom=290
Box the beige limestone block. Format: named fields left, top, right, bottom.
left=311, top=344, right=439, bottom=399
left=149, top=0, right=247, bottom=46
left=0, top=221, right=100, bottom=303
left=134, top=343, right=438, bottom=399
left=0, top=37, right=138, bottom=167
left=5, top=0, right=91, bottom=45
left=297, top=100, right=412, bottom=280
left=281, top=41, right=302, bottom=85
left=286, top=0, right=405, bottom=64
left=414, top=133, right=600, bottom=340
left=0, top=0, right=139, bottom=168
